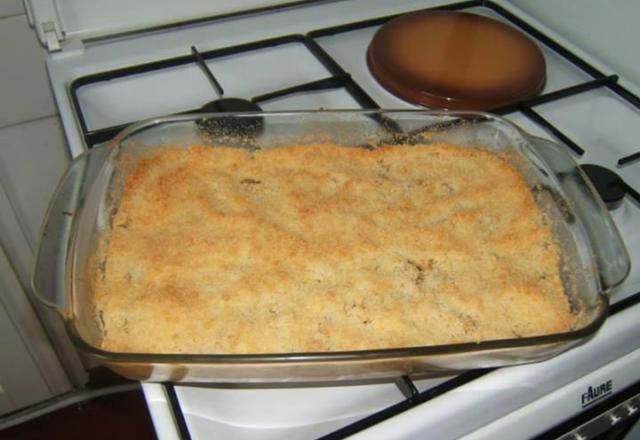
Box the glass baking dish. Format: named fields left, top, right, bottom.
left=32, top=110, right=629, bottom=383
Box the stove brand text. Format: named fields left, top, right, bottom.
left=581, top=380, right=612, bottom=407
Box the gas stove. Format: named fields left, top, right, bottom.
left=30, top=0, right=640, bottom=438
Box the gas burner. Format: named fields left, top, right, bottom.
left=580, top=164, right=626, bottom=210
left=191, top=46, right=264, bottom=139
left=367, top=10, right=546, bottom=110
left=196, top=102, right=265, bottom=139
left=199, top=97, right=262, bottom=113
left=191, top=46, right=262, bottom=114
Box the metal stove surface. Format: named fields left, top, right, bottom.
left=46, top=0, right=640, bottom=439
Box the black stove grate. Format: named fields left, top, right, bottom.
left=66, top=1, right=640, bottom=438
left=68, top=0, right=640, bottom=168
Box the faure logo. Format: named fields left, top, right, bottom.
left=581, top=380, right=613, bottom=408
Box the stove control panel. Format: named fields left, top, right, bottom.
left=559, top=392, right=640, bottom=440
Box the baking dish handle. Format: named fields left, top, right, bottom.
left=526, top=136, right=631, bottom=292
left=31, top=146, right=112, bottom=314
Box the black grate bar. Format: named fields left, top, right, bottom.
left=607, top=81, right=640, bottom=109
left=610, top=291, right=640, bottom=316
left=618, top=152, right=640, bottom=167
left=494, top=75, right=620, bottom=115
left=252, top=74, right=351, bottom=103
left=164, top=383, right=191, bottom=440
left=302, top=36, right=380, bottom=109
left=395, top=376, right=419, bottom=400
left=191, top=46, right=225, bottom=97
left=621, top=182, right=640, bottom=206
left=519, top=106, right=585, bottom=156
left=316, top=369, right=493, bottom=440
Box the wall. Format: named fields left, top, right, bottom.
left=0, top=0, right=85, bottom=414
left=509, top=0, right=640, bottom=86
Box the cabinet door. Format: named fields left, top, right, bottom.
left=0, top=245, right=68, bottom=414
left=0, top=115, right=88, bottom=390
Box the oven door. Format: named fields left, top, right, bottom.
left=462, top=347, right=640, bottom=440
left=541, top=386, right=640, bottom=440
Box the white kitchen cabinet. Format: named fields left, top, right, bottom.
left=0, top=14, right=57, bottom=128
left=0, top=243, right=69, bottom=414
left=0, top=116, right=71, bottom=255
left=0, top=5, right=88, bottom=415
left=0, top=117, right=88, bottom=398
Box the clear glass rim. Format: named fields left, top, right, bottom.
left=67, top=300, right=608, bottom=364
left=111, top=109, right=503, bottom=146
left=71, top=109, right=612, bottom=365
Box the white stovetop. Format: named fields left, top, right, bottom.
left=509, top=0, right=640, bottom=86
left=46, top=0, right=640, bottom=157
left=38, top=0, right=640, bottom=439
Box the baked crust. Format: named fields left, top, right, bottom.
left=92, top=143, right=575, bottom=354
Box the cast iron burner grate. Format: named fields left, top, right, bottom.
left=190, top=45, right=263, bottom=114
left=580, top=164, right=640, bottom=210
left=190, top=46, right=266, bottom=138
left=66, top=2, right=640, bottom=439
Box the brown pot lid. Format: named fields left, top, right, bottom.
left=367, top=10, right=546, bottom=110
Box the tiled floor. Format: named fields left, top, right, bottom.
left=0, top=387, right=157, bottom=440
